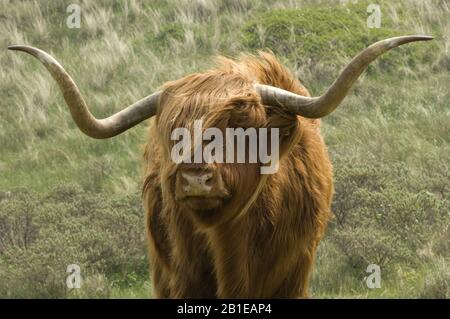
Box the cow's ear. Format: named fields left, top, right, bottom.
left=263, top=105, right=301, bottom=156
left=265, top=105, right=298, bottom=132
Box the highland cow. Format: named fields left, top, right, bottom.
left=9, top=35, right=432, bottom=298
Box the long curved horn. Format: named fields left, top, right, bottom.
left=255, top=35, right=433, bottom=118
left=8, top=45, right=160, bottom=139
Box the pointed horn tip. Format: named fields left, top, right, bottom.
left=8, top=45, right=25, bottom=50
left=392, top=35, right=434, bottom=45
left=411, top=35, right=434, bottom=41
left=8, top=45, right=35, bottom=53
left=379, top=35, right=434, bottom=50
left=7, top=45, right=61, bottom=67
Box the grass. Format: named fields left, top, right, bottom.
left=0, top=0, right=449, bottom=298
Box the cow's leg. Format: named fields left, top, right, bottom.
left=145, top=184, right=173, bottom=298
left=150, top=256, right=171, bottom=298
left=212, top=248, right=315, bottom=298
left=209, top=216, right=321, bottom=298
left=168, top=212, right=217, bottom=298
left=271, top=252, right=316, bottom=298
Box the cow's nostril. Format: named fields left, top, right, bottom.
left=204, top=173, right=213, bottom=184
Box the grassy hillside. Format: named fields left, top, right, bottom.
left=0, top=0, right=449, bottom=298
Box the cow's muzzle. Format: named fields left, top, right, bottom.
left=175, top=167, right=229, bottom=210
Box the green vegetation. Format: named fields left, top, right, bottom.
left=0, top=185, right=148, bottom=298
left=0, top=0, right=449, bottom=298
left=242, top=2, right=444, bottom=85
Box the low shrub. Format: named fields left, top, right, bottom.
left=0, top=184, right=148, bottom=298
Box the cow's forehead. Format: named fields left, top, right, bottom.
left=155, top=70, right=267, bottom=137
left=158, top=93, right=259, bottom=128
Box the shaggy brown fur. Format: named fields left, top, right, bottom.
left=142, top=52, right=333, bottom=298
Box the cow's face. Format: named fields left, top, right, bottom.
left=155, top=72, right=299, bottom=227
